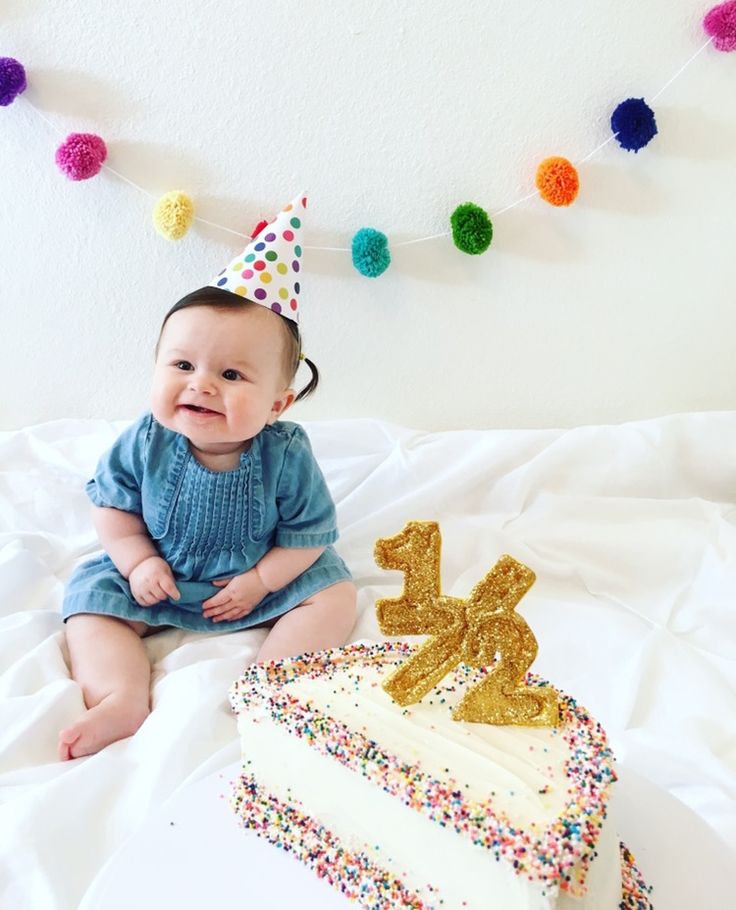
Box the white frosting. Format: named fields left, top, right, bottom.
left=294, top=666, right=570, bottom=829
left=234, top=654, right=622, bottom=910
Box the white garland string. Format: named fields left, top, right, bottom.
left=19, top=36, right=713, bottom=251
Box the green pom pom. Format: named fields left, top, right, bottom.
left=450, top=202, right=493, bottom=255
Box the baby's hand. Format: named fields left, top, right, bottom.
left=128, top=556, right=180, bottom=607
left=202, top=568, right=270, bottom=623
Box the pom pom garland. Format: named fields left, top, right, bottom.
left=153, top=191, right=195, bottom=240
left=0, top=57, right=26, bottom=106
left=611, top=98, right=658, bottom=152
left=703, top=1, right=736, bottom=52
left=535, top=157, right=579, bottom=207
left=450, top=203, right=493, bottom=255
left=55, top=133, right=107, bottom=181
left=3, top=15, right=729, bottom=270
left=352, top=228, right=391, bottom=277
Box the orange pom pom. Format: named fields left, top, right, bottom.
left=535, top=156, right=579, bottom=207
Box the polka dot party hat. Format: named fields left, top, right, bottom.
left=210, top=192, right=307, bottom=323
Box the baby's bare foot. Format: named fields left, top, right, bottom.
left=58, top=694, right=150, bottom=761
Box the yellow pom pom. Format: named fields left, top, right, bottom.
left=153, top=191, right=195, bottom=240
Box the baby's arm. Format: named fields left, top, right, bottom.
left=93, top=506, right=180, bottom=605
left=256, top=546, right=325, bottom=592
left=202, top=546, right=324, bottom=622
left=93, top=507, right=158, bottom=576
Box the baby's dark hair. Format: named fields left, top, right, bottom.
left=157, top=286, right=319, bottom=402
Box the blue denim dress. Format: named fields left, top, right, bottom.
left=62, top=413, right=352, bottom=632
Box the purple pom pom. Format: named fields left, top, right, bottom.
left=611, top=98, right=658, bottom=153
left=55, top=133, right=107, bottom=181
left=0, top=57, right=27, bottom=106
left=704, top=1, right=736, bottom=52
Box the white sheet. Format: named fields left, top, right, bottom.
left=1, top=413, right=734, bottom=908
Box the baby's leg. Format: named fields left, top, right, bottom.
left=58, top=615, right=152, bottom=761
left=256, top=581, right=357, bottom=663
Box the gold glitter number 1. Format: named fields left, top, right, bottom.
left=374, top=521, right=560, bottom=726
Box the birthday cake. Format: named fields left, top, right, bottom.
left=229, top=643, right=650, bottom=910
left=228, top=523, right=651, bottom=909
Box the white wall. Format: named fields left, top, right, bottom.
left=1, top=0, right=734, bottom=431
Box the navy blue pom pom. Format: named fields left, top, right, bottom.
left=351, top=228, right=391, bottom=278
left=611, top=98, right=658, bottom=152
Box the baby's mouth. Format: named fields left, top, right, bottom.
left=180, top=404, right=222, bottom=416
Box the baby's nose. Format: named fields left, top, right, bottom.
left=189, top=372, right=217, bottom=393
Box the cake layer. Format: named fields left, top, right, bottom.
left=229, top=642, right=625, bottom=910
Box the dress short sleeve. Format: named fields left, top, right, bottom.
left=274, top=425, right=339, bottom=548
left=85, top=413, right=153, bottom=514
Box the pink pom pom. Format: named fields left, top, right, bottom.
left=703, top=0, right=736, bottom=52
left=55, top=133, right=107, bottom=181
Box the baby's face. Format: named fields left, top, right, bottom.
left=151, top=305, right=294, bottom=455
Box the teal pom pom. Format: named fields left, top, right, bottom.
left=352, top=228, right=391, bottom=277
left=451, top=202, right=493, bottom=255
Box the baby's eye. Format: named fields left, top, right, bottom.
left=174, top=360, right=194, bottom=371
left=222, top=369, right=244, bottom=381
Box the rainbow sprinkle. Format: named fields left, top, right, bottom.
left=619, top=842, right=654, bottom=910
left=231, top=773, right=433, bottom=909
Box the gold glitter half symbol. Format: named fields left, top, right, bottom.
left=374, top=521, right=560, bottom=726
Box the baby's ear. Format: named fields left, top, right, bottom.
left=268, top=389, right=296, bottom=423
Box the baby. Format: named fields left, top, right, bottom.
left=59, top=198, right=356, bottom=760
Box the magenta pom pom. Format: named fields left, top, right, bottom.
left=55, top=133, right=107, bottom=181
left=704, top=1, right=736, bottom=51
left=0, top=57, right=27, bottom=106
